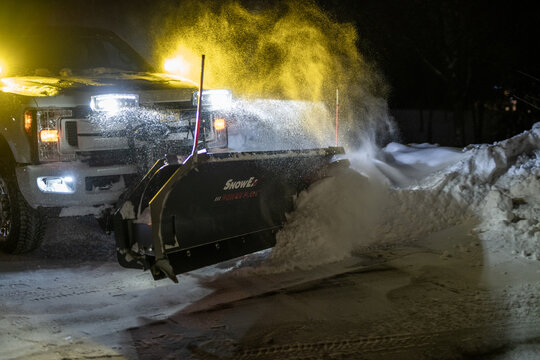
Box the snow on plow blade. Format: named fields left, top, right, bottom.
left=114, top=147, right=346, bottom=281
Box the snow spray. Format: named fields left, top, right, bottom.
left=152, top=0, right=395, bottom=150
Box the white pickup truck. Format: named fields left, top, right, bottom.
left=0, top=26, right=230, bottom=253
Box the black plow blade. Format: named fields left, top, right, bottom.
left=114, top=147, right=347, bottom=281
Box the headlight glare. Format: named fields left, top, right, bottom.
left=214, top=118, right=226, bottom=131
left=37, top=176, right=75, bottom=194
left=40, top=129, right=59, bottom=143
left=192, top=89, right=232, bottom=110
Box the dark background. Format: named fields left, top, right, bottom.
left=1, top=0, right=539, bottom=146
left=319, top=0, right=540, bottom=145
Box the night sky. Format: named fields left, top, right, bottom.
left=319, top=0, right=540, bottom=107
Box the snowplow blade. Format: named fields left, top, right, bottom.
left=115, top=147, right=346, bottom=281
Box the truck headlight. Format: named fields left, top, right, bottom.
left=25, top=108, right=73, bottom=162
left=90, top=93, right=139, bottom=113
left=192, top=89, right=232, bottom=110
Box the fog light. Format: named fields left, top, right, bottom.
left=37, top=176, right=75, bottom=194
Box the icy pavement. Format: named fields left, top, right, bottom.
left=1, top=124, right=540, bottom=359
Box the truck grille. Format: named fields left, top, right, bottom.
left=61, top=103, right=197, bottom=166
left=65, top=121, right=78, bottom=146
left=77, top=150, right=133, bottom=167
left=85, top=174, right=139, bottom=192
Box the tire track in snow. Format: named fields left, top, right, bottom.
left=229, top=322, right=540, bottom=360
left=0, top=272, right=155, bottom=303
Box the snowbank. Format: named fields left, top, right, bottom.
left=264, top=123, right=540, bottom=271
left=448, top=123, right=540, bottom=259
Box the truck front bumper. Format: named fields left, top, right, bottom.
left=16, top=162, right=137, bottom=210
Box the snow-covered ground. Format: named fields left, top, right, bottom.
left=1, top=124, right=539, bottom=359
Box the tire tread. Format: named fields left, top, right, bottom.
left=0, top=160, right=47, bottom=254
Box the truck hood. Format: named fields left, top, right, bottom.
left=0, top=71, right=198, bottom=98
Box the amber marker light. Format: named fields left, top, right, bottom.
left=214, top=118, right=226, bottom=131
left=24, top=110, right=33, bottom=136
left=40, top=129, right=59, bottom=143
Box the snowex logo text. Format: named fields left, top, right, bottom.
left=223, top=177, right=259, bottom=191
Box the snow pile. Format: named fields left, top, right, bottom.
left=445, top=124, right=540, bottom=259
left=350, top=141, right=468, bottom=187
left=264, top=123, right=540, bottom=271
left=265, top=144, right=469, bottom=271
left=268, top=168, right=385, bottom=270
left=420, top=123, right=540, bottom=259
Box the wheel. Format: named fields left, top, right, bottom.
left=0, top=161, right=47, bottom=253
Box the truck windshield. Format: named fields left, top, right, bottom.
left=1, top=30, right=154, bottom=76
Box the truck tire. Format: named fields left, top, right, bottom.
left=0, top=161, right=46, bottom=253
